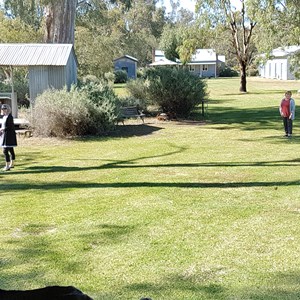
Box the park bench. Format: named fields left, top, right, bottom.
left=15, top=129, right=32, bottom=138
left=14, top=118, right=32, bottom=137
left=117, top=106, right=145, bottom=125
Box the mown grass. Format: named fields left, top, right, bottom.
left=1, top=77, right=300, bottom=300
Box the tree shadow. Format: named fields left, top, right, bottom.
left=0, top=222, right=137, bottom=290
left=110, top=124, right=164, bottom=138
left=125, top=270, right=300, bottom=299
left=2, top=179, right=300, bottom=192
left=77, top=224, right=136, bottom=248
left=2, top=157, right=300, bottom=179
left=209, top=106, right=280, bottom=130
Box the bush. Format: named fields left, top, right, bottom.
left=126, top=79, right=149, bottom=110
left=247, top=67, right=259, bottom=77
left=33, top=87, right=90, bottom=137
left=144, top=67, right=207, bottom=117
left=114, top=70, right=128, bottom=83
left=33, top=80, right=120, bottom=137
left=219, top=66, right=239, bottom=77
left=80, top=80, right=120, bottom=134
left=0, top=68, right=30, bottom=107
left=104, top=72, right=115, bottom=85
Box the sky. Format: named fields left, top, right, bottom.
left=158, top=0, right=242, bottom=13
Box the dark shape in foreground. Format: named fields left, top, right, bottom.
left=0, top=285, right=93, bottom=300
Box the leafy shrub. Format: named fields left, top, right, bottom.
left=247, top=67, right=259, bottom=77
left=0, top=68, right=30, bottom=107
left=33, top=87, right=90, bottom=137
left=33, top=80, right=120, bottom=137
left=114, top=70, right=128, bottom=83
left=80, top=80, right=120, bottom=134
left=137, top=68, right=147, bottom=79
left=126, top=78, right=146, bottom=100
left=219, top=66, right=239, bottom=77
left=104, top=72, right=115, bottom=85
left=144, top=67, right=207, bottom=117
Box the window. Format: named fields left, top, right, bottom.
left=189, top=65, right=195, bottom=72
left=202, top=64, right=208, bottom=71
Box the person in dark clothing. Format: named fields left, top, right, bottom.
left=0, top=104, right=17, bottom=171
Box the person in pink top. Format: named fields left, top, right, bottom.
left=279, top=91, right=295, bottom=138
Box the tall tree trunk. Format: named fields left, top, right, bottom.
left=240, top=62, right=247, bottom=92
left=44, top=0, right=77, bottom=44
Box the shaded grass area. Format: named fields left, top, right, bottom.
left=1, top=78, right=300, bottom=299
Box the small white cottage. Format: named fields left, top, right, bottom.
left=151, top=49, right=225, bottom=78
left=258, top=46, right=300, bottom=80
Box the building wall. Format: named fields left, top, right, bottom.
left=114, top=58, right=137, bottom=79
left=29, top=66, right=50, bottom=103
left=188, top=64, right=217, bottom=78
left=259, top=57, right=297, bottom=80
left=66, top=54, right=78, bottom=88
left=29, top=55, right=77, bottom=102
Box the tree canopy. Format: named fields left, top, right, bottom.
left=0, top=0, right=299, bottom=85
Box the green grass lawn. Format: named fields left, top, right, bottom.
left=1, top=77, right=300, bottom=300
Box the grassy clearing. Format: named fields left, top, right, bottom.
left=1, top=78, right=300, bottom=299
left=114, top=83, right=129, bottom=98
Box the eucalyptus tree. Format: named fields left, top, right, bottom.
left=196, top=0, right=257, bottom=92
left=159, top=8, right=209, bottom=65
left=249, top=0, right=300, bottom=77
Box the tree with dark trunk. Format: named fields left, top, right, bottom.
left=229, top=2, right=256, bottom=92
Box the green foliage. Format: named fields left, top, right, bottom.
left=126, top=78, right=148, bottom=103
left=114, top=70, right=128, bottom=83
left=145, top=67, right=207, bottom=117
left=0, top=68, right=30, bottom=107
left=33, top=80, right=120, bottom=137
left=11, top=68, right=30, bottom=106
left=104, top=71, right=116, bottom=85
left=219, top=65, right=239, bottom=77
left=0, top=11, right=43, bottom=42
left=79, top=80, right=120, bottom=134
left=33, top=87, right=90, bottom=137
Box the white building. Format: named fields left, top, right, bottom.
left=151, top=49, right=225, bottom=78
left=258, top=46, right=300, bottom=80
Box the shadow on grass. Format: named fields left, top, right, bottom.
left=2, top=157, right=300, bottom=177
left=224, top=89, right=285, bottom=96
left=2, top=179, right=300, bottom=192
left=74, top=124, right=164, bottom=141
left=125, top=270, right=300, bottom=300
left=208, top=106, right=280, bottom=130
left=126, top=273, right=225, bottom=297
left=0, top=223, right=137, bottom=289
left=78, top=224, right=136, bottom=247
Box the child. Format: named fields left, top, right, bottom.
left=279, top=91, right=295, bottom=137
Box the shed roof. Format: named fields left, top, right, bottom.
left=114, top=55, right=138, bottom=62
left=0, top=43, right=76, bottom=66
left=154, top=49, right=222, bottom=64
left=271, top=45, right=300, bottom=57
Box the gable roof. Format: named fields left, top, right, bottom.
left=154, top=49, right=224, bottom=65
left=0, top=43, right=76, bottom=66
left=270, top=45, right=300, bottom=58
left=114, top=55, right=138, bottom=62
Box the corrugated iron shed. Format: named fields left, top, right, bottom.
left=0, top=43, right=77, bottom=66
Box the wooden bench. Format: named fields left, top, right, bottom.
left=117, top=106, right=145, bottom=125
left=16, top=129, right=32, bottom=138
